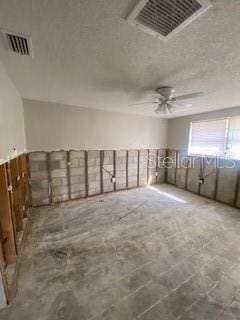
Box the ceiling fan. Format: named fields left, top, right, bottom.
left=131, top=87, right=204, bottom=114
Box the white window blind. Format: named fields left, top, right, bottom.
left=188, top=119, right=227, bottom=156
left=226, top=116, right=240, bottom=160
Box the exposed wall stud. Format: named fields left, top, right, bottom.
left=100, top=150, right=104, bottom=194
left=46, top=152, right=52, bottom=204
left=113, top=150, right=116, bottom=192
left=126, top=150, right=129, bottom=188
left=137, top=150, right=140, bottom=187
left=66, top=151, right=71, bottom=200
left=234, top=166, right=240, bottom=208
left=85, top=151, right=89, bottom=197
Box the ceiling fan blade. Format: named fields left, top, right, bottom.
left=174, top=92, right=204, bottom=101
left=170, top=102, right=192, bottom=109
left=129, top=101, right=158, bottom=106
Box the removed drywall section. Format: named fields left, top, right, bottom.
left=216, top=160, right=239, bottom=206
left=0, top=62, right=26, bottom=160
left=176, top=150, right=188, bottom=189
left=200, top=158, right=217, bottom=199
left=168, top=106, right=240, bottom=150
left=127, top=150, right=138, bottom=188
left=166, top=150, right=177, bottom=185
left=29, top=152, right=50, bottom=206
left=165, top=149, right=240, bottom=208
left=115, top=150, right=127, bottom=190
left=102, top=151, right=114, bottom=193
left=88, top=150, right=101, bottom=196
left=139, top=150, right=148, bottom=186
left=187, top=157, right=201, bottom=194
left=156, top=149, right=166, bottom=184
left=69, top=151, right=87, bottom=199
left=49, top=151, right=69, bottom=203
left=23, top=99, right=168, bottom=151
left=29, top=148, right=165, bottom=206
left=148, top=149, right=157, bottom=185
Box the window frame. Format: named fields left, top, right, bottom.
left=187, top=116, right=240, bottom=159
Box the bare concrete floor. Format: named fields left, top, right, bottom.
left=1, top=184, right=240, bottom=320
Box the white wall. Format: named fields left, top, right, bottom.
left=0, top=61, right=26, bottom=309
left=168, top=107, right=240, bottom=150
left=23, top=99, right=168, bottom=151
left=0, top=61, right=26, bottom=161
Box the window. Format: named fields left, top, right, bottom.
left=226, top=116, right=240, bottom=160
left=188, top=118, right=228, bottom=157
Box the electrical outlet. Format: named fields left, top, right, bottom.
left=199, top=178, right=204, bottom=184
left=111, top=176, right=116, bottom=183
left=155, top=172, right=158, bottom=177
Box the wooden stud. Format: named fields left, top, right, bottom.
left=198, top=156, right=204, bottom=195
left=137, top=150, right=140, bottom=187
left=85, top=151, right=89, bottom=197
left=155, top=149, right=159, bottom=184
left=185, top=158, right=190, bottom=190
left=174, top=150, right=179, bottom=186
left=234, top=165, right=240, bottom=208
left=66, top=151, right=71, bottom=200
left=26, top=153, right=32, bottom=208
left=0, top=164, right=17, bottom=264
left=9, top=158, right=23, bottom=231
left=46, top=152, right=52, bottom=204
left=113, top=150, right=116, bottom=192
left=214, top=165, right=220, bottom=201
left=126, top=150, right=129, bottom=188
left=147, top=149, right=150, bottom=184
left=17, top=155, right=27, bottom=218
left=100, top=150, right=104, bottom=194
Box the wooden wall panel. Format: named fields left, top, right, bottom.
left=0, top=164, right=17, bottom=264
left=9, top=158, right=23, bottom=232
left=19, top=154, right=31, bottom=212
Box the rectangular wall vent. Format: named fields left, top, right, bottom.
left=0, top=29, right=33, bottom=57
left=126, top=0, right=212, bottom=40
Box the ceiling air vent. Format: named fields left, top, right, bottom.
left=126, top=0, right=212, bottom=40
left=0, top=29, right=33, bottom=57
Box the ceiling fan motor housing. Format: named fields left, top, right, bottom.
left=156, top=87, right=175, bottom=99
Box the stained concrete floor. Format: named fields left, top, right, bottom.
left=1, top=184, right=240, bottom=320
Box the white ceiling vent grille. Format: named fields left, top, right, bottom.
left=126, top=0, right=212, bottom=40
left=0, top=29, right=33, bottom=57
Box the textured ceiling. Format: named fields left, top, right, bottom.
left=0, top=0, right=240, bottom=118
